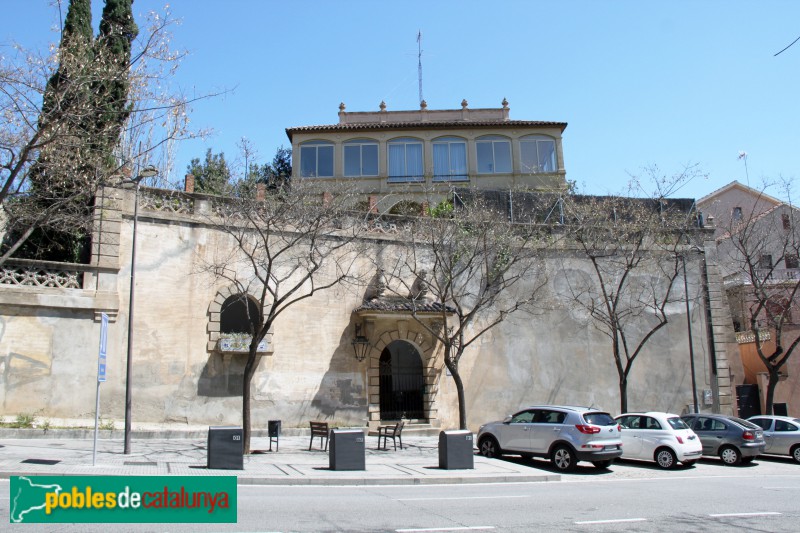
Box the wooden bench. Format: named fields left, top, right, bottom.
left=309, top=421, right=329, bottom=451
left=377, top=421, right=404, bottom=451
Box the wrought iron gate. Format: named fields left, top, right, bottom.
left=379, top=343, right=425, bottom=420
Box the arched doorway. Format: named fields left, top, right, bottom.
left=379, top=340, right=425, bottom=420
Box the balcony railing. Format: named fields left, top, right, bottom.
left=0, top=259, right=88, bottom=289
left=756, top=268, right=800, bottom=282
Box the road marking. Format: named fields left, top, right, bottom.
left=709, top=512, right=782, bottom=518
left=395, top=526, right=494, bottom=533
left=575, top=518, right=647, bottom=525
left=397, top=495, right=528, bottom=501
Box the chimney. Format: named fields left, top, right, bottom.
left=184, top=174, right=195, bottom=193
left=256, top=182, right=266, bottom=201
left=368, top=195, right=378, bottom=214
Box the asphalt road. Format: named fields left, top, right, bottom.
left=3, top=456, right=799, bottom=532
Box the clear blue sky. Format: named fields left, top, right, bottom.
left=3, top=1, right=799, bottom=200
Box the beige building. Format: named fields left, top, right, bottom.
left=0, top=105, right=740, bottom=432
left=286, top=100, right=568, bottom=209
left=699, top=181, right=800, bottom=417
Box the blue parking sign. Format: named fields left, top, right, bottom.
left=98, top=313, right=109, bottom=382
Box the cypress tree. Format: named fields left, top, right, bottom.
left=17, top=0, right=96, bottom=262
left=93, top=0, right=138, bottom=173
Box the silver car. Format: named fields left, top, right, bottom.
left=477, top=405, right=622, bottom=472
left=681, top=414, right=766, bottom=465
left=748, top=415, right=800, bottom=463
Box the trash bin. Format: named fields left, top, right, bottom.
left=268, top=420, right=281, bottom=452
left=438, top=430, right=474, bottom=470
left=207, top=426, right=243, bottom=470
left=329, top=429, right=365, bottom=471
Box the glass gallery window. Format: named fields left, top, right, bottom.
left=388, top=137, right=424, bottom=182
left=432, top=136, right=468, bottom=181
left=344, top=139, right=379, bottom=177
left=299, top=141, right=334, bottom=177
left=476, top=135, right=512, bottom=174
left=520, top=135, right=557, bottom=174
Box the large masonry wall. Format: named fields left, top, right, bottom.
left=0, top=186, right=730, bottom=430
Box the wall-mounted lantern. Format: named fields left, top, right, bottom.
left=351, top=323, right=370, bottom=362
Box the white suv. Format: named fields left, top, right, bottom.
left=615, top=412, right=702, bottom=469
left=477, top=405, right=623, bottom=472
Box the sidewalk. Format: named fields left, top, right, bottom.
left=0, top=433, right=560, bottom=486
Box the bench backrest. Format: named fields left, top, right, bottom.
left=310, top=421, right=328, bottom=435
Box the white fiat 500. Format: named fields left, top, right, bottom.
left=615, top=412, right=702, bottom=469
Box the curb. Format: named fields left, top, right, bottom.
left=0, top=471, right=560, bottom=486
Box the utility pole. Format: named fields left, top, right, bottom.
left=417, top=30, right=423, bottom=105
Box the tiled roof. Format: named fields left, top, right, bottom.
left=286, top=120, right=568, bottom=139
left=353, top=299, right=455, bottom=314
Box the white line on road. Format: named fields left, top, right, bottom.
left=397, top=495, right=528, bottom=501
left=709, top=512, right=782, bottom=518
left=395, top=526, right=494, bottom=533
left=575, top=518, right=647, bottom=525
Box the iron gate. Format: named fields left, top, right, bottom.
left=379, top=344, right=425, bottom=420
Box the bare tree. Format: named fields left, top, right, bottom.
left=378, top=188, right=551, bottom=429
left=201, top=180, right=367, bottom=453
left=0, top=4, right=214, bottom=263
left=558, top=171, right=699, bottom=413
left=719, top=179, right=800, bottom=415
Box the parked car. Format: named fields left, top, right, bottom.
left=477, top=405, right=622, bottom=472
left=747, top=415, right=800, bottom=463
left=681, top=413, right=766, bottom=465
left=615, top=412, right=702, bottom=469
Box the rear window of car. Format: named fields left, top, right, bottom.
left=730, top=416, right=761, bottom=430
left=667, top=417, right=690, bottom=430
left=583, top=412, right=616, bottom=426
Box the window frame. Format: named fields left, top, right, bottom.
left=299, top=140, right=334, bottom=178
left=343, top=138, right=379, bottom=177
left=432, top=136, right=468, bottom=182
left=476, top=135, right=512, bottom=174
left=519, top=134, right=557, bottom=174
left=387, top=137, right=424, bottom=183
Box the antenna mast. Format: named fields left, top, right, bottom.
left=417, top=30, right=424, bottom=104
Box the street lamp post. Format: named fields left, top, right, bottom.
left=124, top=166, right=158, bottom=454
left=682, top=255, right=700, bottom=414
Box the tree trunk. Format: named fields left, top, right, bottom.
left=764, top=368, right=780, bottom=416
left=241, top=351, right=258, bottom=454
left=619, top=377, right=628, bottom=414
left=444, top=350, right=467, bottom=430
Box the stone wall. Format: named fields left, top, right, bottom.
left=0, top=186, right=735, bottom=430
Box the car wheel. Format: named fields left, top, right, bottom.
left=792, top=445, right=800, bottom=464
left=719, top=445, right=742, bottom=466
left=479, top=436, right=502, bottom=459
left=655, top=448, right=677, bottom=469
left=592, top=460, right=612, bottom=469
left=551, top=445, right=577, bottom=472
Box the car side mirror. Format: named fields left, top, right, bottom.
left=503, top=415, right=512, bottom=424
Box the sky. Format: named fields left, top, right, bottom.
left=2, top=0, right=800, bottom=201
